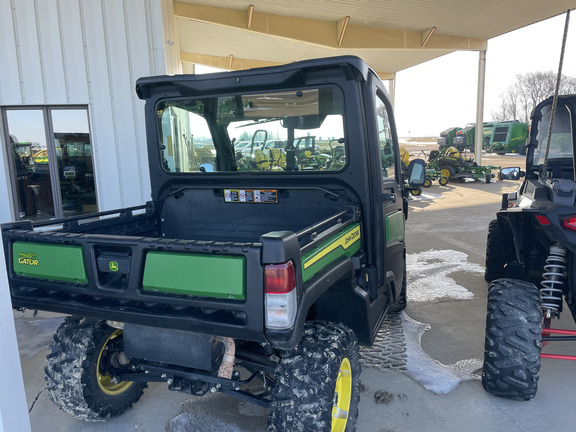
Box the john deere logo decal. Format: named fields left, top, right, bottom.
left=18, top=252, right=39, bottom=266
left=109, top=261, right=119, bottom=272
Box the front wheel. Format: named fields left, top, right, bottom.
left=518, top=143, right=526, bottom=155
left=409, top=187, right=422, bottom=196
left=269, top=321, right=361, bottom=432
left=438, top=176, right=449, bottom=186
left=423, top=177, right=432, bottom=188
left=482, top=279, right=542, bottom=400
left=45, top=317, right=147, bottom=421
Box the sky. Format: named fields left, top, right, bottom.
left=394, top=12, right=576, bottom=137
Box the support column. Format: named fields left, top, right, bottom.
left=182, top=63, right=196, bottom=74
left=161, top=0, right=182, bottom=75
left=387, top=74, right=396, bottom=107
left=475, top=50, right=487, bottom=163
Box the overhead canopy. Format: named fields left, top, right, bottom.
left=173, top=0, right=574, bottom=78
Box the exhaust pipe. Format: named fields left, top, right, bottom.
left=214, top=336, right=235, bottom=379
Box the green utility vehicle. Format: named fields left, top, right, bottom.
left=437, top=126, right=462, bottom=150
left=2, top=56, right=425, bottom=431
left=488, top=120, right=529, bottom=155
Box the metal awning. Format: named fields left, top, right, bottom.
left=172, top=0, right=574, bottom=77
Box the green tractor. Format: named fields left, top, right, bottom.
left=488, top=120, right=529, bottom=155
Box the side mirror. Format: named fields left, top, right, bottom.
left=199, top=163, right=214, bottom=172
left=407, top=158, right=426, bottom=187
left=499, top=167, right=524, bottom=180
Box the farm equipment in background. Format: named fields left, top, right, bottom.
left=483, top=122, right=495, bottom=149
left=428, top=146, right=500, bottom=184
left=423, top=168, right=449, bottom=187
left=406, top=149, right=448, bottom=187
left=488, top=120, right=529, bottom=155
left=452, top=124, right=476, bottom=152
left=399, top=147, right=427, bottom=195
left=437, top=127, right=462, bottom=151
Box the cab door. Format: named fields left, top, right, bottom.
left=375, top=93, right=406, bottom=299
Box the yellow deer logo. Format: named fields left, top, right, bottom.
left=17, top=252, right=39, bottom=266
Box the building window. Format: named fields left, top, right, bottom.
left=2, top=107, right=97, bottom=221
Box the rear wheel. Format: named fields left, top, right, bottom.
left=45, top=317, right=147, bottom=421
left=485, top=174, right=491, bottom=184
left=439, top=165, right=455, bottom=179
left=269, top=321, right=361, bottom=432
left=423, top=177, right=432, bottom=188
left=482, top=279, right=542, bottom=400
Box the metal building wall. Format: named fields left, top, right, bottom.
left=0, top=2, right=174, bottom=430
left=0, top=0, right=172, bottom=220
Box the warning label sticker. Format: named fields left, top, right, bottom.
left=224, top=189, right=278, bottom=203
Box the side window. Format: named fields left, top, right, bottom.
left=376, top=96, right=397, bottom=181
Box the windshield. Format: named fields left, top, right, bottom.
left=156, top=88, right=345, bottom=174
left=533, top=103, right=574, bottom=165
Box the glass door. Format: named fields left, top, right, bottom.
left=5, top=109, right=57, bottom=220
left=51, top=109, right=97, bottom=216
left=3, top=107, right=97, bottom=221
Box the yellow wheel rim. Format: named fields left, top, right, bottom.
left=97, top=329, right=134, bottom=396
left=440, top=168, right=451, bottom=178
left=331, top=357, right=352, bottom=432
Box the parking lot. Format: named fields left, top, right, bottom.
left=14, top=149, right=576, bottom=432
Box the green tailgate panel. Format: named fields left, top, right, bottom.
left=12, top=242, right=88, bottom=284
left=142, top=252, right=246, bottom=300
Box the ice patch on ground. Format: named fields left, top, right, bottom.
left=407, top=249, right=484, bottom=302
left=409, top=191, right=444, bottom=201
left=166, top=395, right=268, bottom=432
left=402, top=313, right=482, bottom=394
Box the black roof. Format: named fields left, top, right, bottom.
left=135, top=56, right=373, bottom=100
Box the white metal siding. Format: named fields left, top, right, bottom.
left=0, top=0, right=167, bottom=219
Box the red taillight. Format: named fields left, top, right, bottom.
left=265, top=261, right=296, bottom=294
left=563, top=216, right=576, bottom=231
left=536, top=215, right=551, bottom=226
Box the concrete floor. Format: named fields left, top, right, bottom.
left=14, top=164, right=576, bottom=432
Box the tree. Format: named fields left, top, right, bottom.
left=491, top=71, right=576, bottom=123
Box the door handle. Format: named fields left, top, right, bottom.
left=382, top=190, right=396, bottom=202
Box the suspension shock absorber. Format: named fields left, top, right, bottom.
left=540, top=244, right=567, bottom=318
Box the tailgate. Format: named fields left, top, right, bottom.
left=3, top=229, right=265, bottom=341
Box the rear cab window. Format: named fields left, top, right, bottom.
left=156, top=88, right=346, bottom=174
